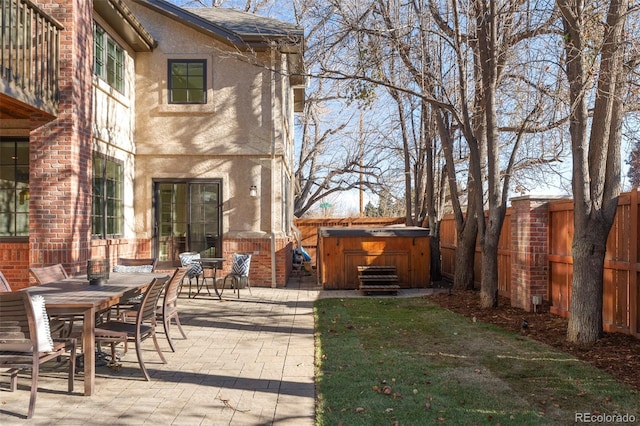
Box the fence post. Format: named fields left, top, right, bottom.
left=510, top=196, right=552, bottom=312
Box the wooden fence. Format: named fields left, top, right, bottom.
left=440, top=189, right=640, bottom=338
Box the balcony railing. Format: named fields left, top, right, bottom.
left=1, top=0, right=63, bottom=115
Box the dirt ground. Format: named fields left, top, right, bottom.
left=428, top=290, right=640, bottom=391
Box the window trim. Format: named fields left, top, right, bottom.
left=0, top=138, right=29, bottom=239
left=168, top=59, right=207, bottom=104
left=92, top=153, right=124, bottom=239
left=94, top=22, right=125, bottom=94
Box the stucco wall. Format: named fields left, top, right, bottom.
left=126, top=2, right=292, bottom=239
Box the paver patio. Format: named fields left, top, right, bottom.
left=0, top=273, right=438, bottom=425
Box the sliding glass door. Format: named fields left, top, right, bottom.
left=155, top=180, right=221, bottom=267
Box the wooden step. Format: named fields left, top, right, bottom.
left=358, top=274, right=398, bottom=281
left=359, top=284, right=400, bottom=295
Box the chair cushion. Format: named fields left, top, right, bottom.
left=231, top=254, right=251, bottom=276
left=30, top=295, right=54, bottom=352
left=113, top=264, right=154, bottom=273
left=180, top=253, right=203, bottom=277
left=187, top=263, right=203, bottom=277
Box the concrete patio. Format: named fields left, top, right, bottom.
left=0, top=273, right=439, bottom=425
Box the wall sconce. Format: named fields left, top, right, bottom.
left=249, top=185, right=258, bottom=197
left=19, top=188, right=30, bottom=205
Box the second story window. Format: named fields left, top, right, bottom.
left=94, top=24, right=124, bottom=93
left=168, top=60, right=206, bottom=104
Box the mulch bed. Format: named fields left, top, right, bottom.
left=428, top=290, right=640, bottom=391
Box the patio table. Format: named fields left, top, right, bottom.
left=193, top=258, right=225, bottom=299
left=22, top=272, right=168, bottom=396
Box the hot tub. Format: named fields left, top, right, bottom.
left=317, top=226, right=431, bottom=290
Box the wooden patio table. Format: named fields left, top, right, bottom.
left=22, top=272, right=169, bottom=396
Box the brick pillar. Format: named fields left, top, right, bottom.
left=510, top=196, right=551, bottom=312
left=222, top=237, right=293, bottom=287
left=29, top=0, right=94, bottom=276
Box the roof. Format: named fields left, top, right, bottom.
left=131, top=0, right=303, bottom=52
left=94, top=0, right=156, bottom=52
left=185, top=7, right=303, bottom=42
left=130, top=0, right=305, bottom=111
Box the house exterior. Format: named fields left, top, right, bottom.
left=0, top=0, right=305, bottom=289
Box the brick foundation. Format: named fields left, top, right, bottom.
left=222, top=237, right=293, bottom=287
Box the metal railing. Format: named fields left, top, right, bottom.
left=1, top=0, right=63, bottom=112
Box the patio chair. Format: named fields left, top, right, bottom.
left=160, top=267, right=190, bottom=351
left=29, top=264, right=68, bottom=284
left=28, top=264, right=75, bottom=337
left=110, top=258, right=158, bottom=318
left=121, top=267, right=190, bottom=352
left=179, top=252, right=203, bottom=297
left=94, top=275, right=170, bottom=381
left=222, top=253, right=252, bottom=298
left=113, top=258, right=157, bottom=273
left=0, top=292, right=76, bottom=419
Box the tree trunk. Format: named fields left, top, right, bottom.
left=428, top=220, right=443, bottom=284
left=479, top=209, right=504, bottom=308
left=452, top=217, right=477, bottom=291
left=480, top=234, right=499, bottom=308
left=567, top=232, right=607, bottom=343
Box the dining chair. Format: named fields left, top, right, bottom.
left=28, top=264, right=75, bottom=337
left=29, top=264, right=68, bottom=284
left=0, top=292, right=76, bottom=419
left=221, top=253, right=252, bottom=298
left=113, top=257, right=157, bottom=273
left=160, top=267, right=190, bottom=352
left=179, top=252, right=203, bottom=297
left=109, top=257, right=158, bottom=318
left=94, top=275, right=170, bottom=381
left=119, top=268, right=190, bottom=352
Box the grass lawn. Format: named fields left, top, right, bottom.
left=314, top=297, right=640, bottom=425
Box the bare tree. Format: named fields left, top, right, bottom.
left=294, top=81, right=391, bottom=217
left=558, top=0, right=638, bottom=344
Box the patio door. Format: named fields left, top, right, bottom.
left=154, top=180, right=221, bottom=268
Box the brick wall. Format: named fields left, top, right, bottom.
left=28, top=0, right=94, bottom=276
left=0, top=242, right=30, bottom=290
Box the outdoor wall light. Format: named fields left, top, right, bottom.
left=249, top=185, right=258, bottom=197
left=19, top=188, right=30, bottom=205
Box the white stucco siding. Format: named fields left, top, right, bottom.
left=129, top=5, right=276, bottom=157
left=125, top=2, right=297, bottom=244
